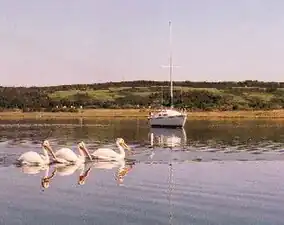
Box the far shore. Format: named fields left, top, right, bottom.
left=0, top=109, right=284, bottom=120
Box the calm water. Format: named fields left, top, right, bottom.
left=0, top=119, right=284, bottom=225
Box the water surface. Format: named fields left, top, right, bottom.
left=0, top=119, right=283, bottom=225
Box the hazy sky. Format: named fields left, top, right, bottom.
left=1, top=0, right=284, bottom=86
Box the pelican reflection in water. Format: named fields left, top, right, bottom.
left=17, top=159, right=136, bottom=188
left=41, top=163, right=88, bottom=189
left=17, top=163, right=83, bottom=189
left=18, top=164, right=48, bottom=175
left=41, top=166, right=57, bottom=189
left=48, top=160, right=135, bottom=186
left=16, top=164, right=56, bottom=190
left=115, top=160, right=134, bottom=185
left=77, top=162, right=94, bottom=185
left=43, top=163, right=88, bottom=185
left=90, top=159, right=134, bottom=185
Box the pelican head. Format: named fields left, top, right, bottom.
left=78, top=141, right=92, bottom=160
left=78, top=141, right=86, bottom=150
left=42, top=140, right=57, bottom=160
left=116, top=138, right=131, bottom=151
left=42, top=140, right=50, bottom=148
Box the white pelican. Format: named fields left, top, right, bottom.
left=16, top=140, right=57, bottom=166
left=52, top=141, right=92, bottom=165
left=82, top=138, right=131, bottom=161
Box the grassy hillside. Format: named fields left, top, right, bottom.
left=49, top=87, right=154, bottom=102
left=0, top=80, right=283, bottom=112
left=47, top=85, right=284, bottom=111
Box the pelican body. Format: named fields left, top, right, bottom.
left=17, top=140, right=57, bottom=166
left=88, top=138, right=131, bottom=161
left=53, top=141, right=92, bottom=165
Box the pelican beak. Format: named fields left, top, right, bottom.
left=43, top=143, right=57, bottom=160
left=79, top=143, right=92, bottom=161
left=122, top=142, right=131, bottom=151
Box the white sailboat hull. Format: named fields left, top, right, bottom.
left=149, top=114, right=187, bottom=127
left=148, top=22, right=187, bottom=128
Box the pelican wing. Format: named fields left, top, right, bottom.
left=17, top=151, right=44, bottom=165
left=91, top=148, right=120, bottom=160
left=55, top=148, right=78, bottom=163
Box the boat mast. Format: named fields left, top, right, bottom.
left=169, top=21, right=174, bottom=108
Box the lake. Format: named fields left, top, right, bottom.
left=0, top=118, right=284, bottom=225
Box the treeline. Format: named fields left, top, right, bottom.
left=23, top=80, right=284, bottom=91
left=0, top=80, right=283, bottom=112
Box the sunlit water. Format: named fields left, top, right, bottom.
left=0, top=119, right=284, bottom=225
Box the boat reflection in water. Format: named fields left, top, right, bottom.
left=148, top=127, right=184, bottom=225
left=16, top=159, right=135, bottom=189
left=149, top=127, right=187, bottom=149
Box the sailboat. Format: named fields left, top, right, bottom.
left=148, top=21, right=187, bottom=128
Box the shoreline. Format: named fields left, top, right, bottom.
left=0, top=109, right=284, bottom=120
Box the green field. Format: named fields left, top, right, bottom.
left=48, top=86, right=284, bottom=110
left=1, top=80, right=284, bottom=112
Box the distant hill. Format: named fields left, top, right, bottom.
left=0, top=80, right=283, bottom=112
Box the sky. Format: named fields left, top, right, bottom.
left=1, top=0, right=284, bottom=86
